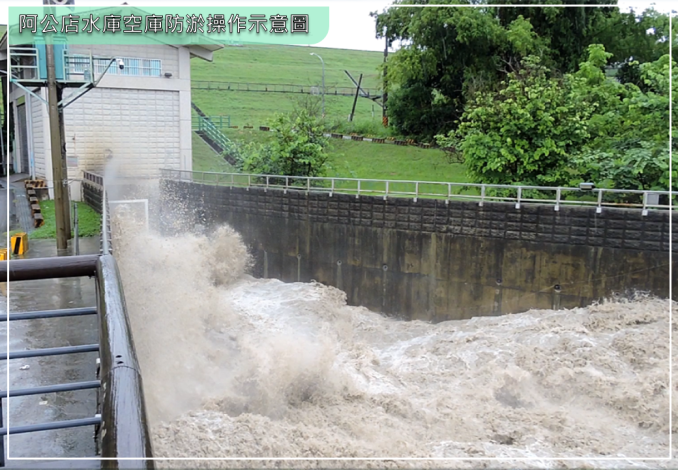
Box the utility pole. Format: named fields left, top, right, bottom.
left=45, top=41, right=71, bottom=249
left=349, top=74, right=363, bottom=122
left=382, top=31, right=388, bottom=127
left=310, top=53, right=325, bottom=118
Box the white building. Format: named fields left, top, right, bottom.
left=7, top=36, right=222, bottom=200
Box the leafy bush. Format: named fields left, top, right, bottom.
left=437, top=45, right=676, bottom=192
left=229, top=109, right=330, bottom=178
left=437, top=55, right=592, bottom=187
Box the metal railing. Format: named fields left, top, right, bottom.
left=193, top=115, right=231, bottom=151
left=0, top=246, right=153, bottom=466
left=11, top=170, right=158, bottom=467
left=191, top=80, right=381, bottom=97
left=9, top=47, right=93, bottom=83
left=9, top=47, right=40, bottom=81
left=192, top=115, right=231, bottom=131
left=160, top=168, right=675, bottom=214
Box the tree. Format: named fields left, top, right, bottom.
left=437, top=54, right=593, bottom=187
left=437, top=45, right=676, bottom=192
left=230, top=109, right=330, bottom=178
left=373, top=3, right=548, bottom=140
left=372, top=0, right=672, bottom=141
left=493, top=0, right=618, bottom=71
left=575, top=53, right=677, bottom=192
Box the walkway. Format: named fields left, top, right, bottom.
left=1, top=174, right=35, bottom=236
left=1, top=238, right=101, bottom=469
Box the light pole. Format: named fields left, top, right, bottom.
left=310, top=53, right=325, bottom=118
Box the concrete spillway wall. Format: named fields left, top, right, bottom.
left=161, top=179, right=675, bottom=322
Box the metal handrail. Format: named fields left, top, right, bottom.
left=192, top=115, right=231, bottom=130
left=9, top=47, right=40, bottom=81
left=0, top=255, right=154, bottom=467
left=160, top=168, right=675, bottom=213
left=195, top=115, right=231, bottom=150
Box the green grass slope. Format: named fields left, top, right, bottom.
left=191, top=44, right=386, bottom=130
left=191, top=45, right=469, bottom=184
left=192, top=45, right=383, bottom=88
left=217, top=129, right=468, bottom=185
left=192, top=132, right=235, bottom=173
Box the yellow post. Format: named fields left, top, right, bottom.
left=0, top=248, right=7, bottom=261
left=11, top=232, right=29, bottom=255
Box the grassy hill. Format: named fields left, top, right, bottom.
left=190, top=44, right=469, bottom=184
left=192, top=45, right=383, bottom=88
left=191, top=44, right=386, bottom=131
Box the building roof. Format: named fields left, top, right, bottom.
left=5, top=7, right=224, bottom=62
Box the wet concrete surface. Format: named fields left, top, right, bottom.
left=0, top=176, right=35, bottom=237
left=1, top=237, right=102, bottom=468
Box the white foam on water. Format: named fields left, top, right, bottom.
left=110, top=214, right=676, bottom=468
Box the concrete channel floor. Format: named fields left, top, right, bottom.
left=1, top=237, right=103, bottom=469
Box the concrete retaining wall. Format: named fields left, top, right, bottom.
left=161, top=180, right=676, bottom=321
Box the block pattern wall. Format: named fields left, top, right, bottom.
left=161, top=180, right=676, bottom=322
left=64, top=88, right=181, bottom=178
left=192, top=184, right=674, bottom=252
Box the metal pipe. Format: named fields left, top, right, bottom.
left=102, top=187, right=110, bottom=254
left=0, top=255, right=99, bottom=282
left=96, top=255, right=154, bottom=467
left=0, top=417, right=102, bottom=436
left=1, top=306, right=96, bottom=322
left=2, top=344, right=99, bottom=360
left=0, top=380, right=100, bottom=399
left=74, top=202, right=80, bottom=255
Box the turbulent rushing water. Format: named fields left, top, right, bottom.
left=111, top=209, right=676, bottom=468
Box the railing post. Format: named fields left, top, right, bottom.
left=414, top=182, right=419, bottom=203
left=247, top=174, right=251, bottom=191
left=307, top=177, right=310, bottom=193
left=74, top=202, right=79, bottom=256
left=515, top=187, right=522, bottom=210
left=265, top=176, right=269, bottom=192
left=642, top=191, right=649, bottom=217
left=1, top=398, right=5, bottom=467
left=479, top=185, right=485, bottom=207
left=555, top=188, right=561, bottom=212
left=596, top=190, right=603, bottom=214
left=285, top=176, right=289, bottom=194
left=447, top=183, right=451, bottom=205
left=330, top=178, right=334, bottom=197
left=384, top=181, right=389, bottom=201
left=356, top=180, right=361, bottom=198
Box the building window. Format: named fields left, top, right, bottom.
left=68, top=54, right=162, bottom=78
